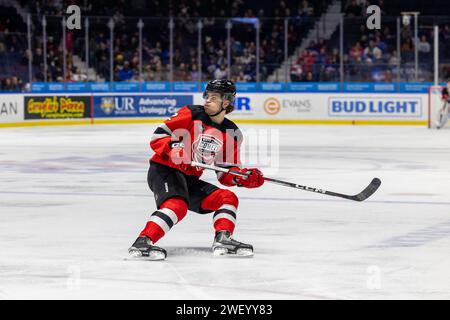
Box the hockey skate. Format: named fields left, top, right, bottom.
left=212, top=231, right=253, bottom=257
left=128, top=236, right=167, bottom=261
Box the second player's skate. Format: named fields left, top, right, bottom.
left=128, top=236, right=167, bottom=260
left=212, top=231, right=253, bottom=257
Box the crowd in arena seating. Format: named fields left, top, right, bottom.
left=289, top=0, right=438, bottom=82
left=1, top=0, right=450, bottom=90
left=0, top=76, right=24, bottom=91
left=290, top=39, right=341, bottom=82
left=14, top=0, right=324, bottom=83
left=0, top=8, right=27, bottom=91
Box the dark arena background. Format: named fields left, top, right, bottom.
left=0, top=0, right=449, bottom=304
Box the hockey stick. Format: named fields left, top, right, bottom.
left=191, top=161, right=381, bottom=202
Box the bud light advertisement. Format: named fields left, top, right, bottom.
left=328, top=96, right=422, bottom=118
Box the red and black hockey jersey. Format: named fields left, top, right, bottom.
left=149, top=105, right=243, bottom=186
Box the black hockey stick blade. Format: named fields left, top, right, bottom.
left=342, top=177, right=381, bottom=202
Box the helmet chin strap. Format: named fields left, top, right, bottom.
left=209, top=101, right=226, bottom=117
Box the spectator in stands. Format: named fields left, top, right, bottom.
left=301, top=50, right=316, bottom=73
left=401, top=37, right=415, bottom=61
left=66, top=69, right=75, bottom=82
left=375, top=36, right=387, bottom=53
left=300, top=0, right=314, bottom=17
left=174, top=62, right=189, bottom=81
left=33, top=47, right=44, bottom=67
left=34, top=63, right=45, bottom=81
left=290, top=63, right=303, bottom=82
left=1, top=77, right=12, bottom=91
left=315, top=47, right=328, bottom=66
left=323, top=63, right=338, bottom=81
left=401, top=25, right=413, bottom=41
left=358, top=33, right=369, bottom=50
left=442, top=25, right=450, bottom=57
left=330, top=48, right=340, bottom=65
left=0, top=18, right=12, bottom=33
left=441, top=65, right=450, bottom=80
left=189, top=64, right=200, bottom=81
left=442, top=25, right=450, bottom=40
left=71, top=66, right=87, bottom=82
left=142, top=64, right=154, bottom=81
left=1, top=77, right=22, bottom=91
left=98, top=54, right=109, bottom=80
left=0, top=40, right=5, bottom=54
left=151, top=56, right=164, bottom=80
left=417, top=35, right=431, bottom=53
left=345, top=0, right=362, bottom=17
left=383, top=26, right=395, bottom=45
left=236, top=70, right=251, bottom=82
left=363, top=40, right=382, bottom=63
left=231, top=37, right=243, bottom=55
left=389, top=50, right=399, bottom=66
left=214, top=64, right=227, bottom=80
left=206, top=58, right=217, bottom=78
left=384, top=70, right=393, bottom=82
left=304, top=71, right=314, bottom=82
left=350, top=42, right=364, bottom=62
left=117, top=61, right=134, bottom=81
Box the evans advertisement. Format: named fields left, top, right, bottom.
left=0, top=95, right=23, bottom=123
left=94, top=95, right=193, bottom=117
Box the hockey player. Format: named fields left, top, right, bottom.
left=128, top=80, right=265, bottom=260
left=437, top=82, right=450, bottom=129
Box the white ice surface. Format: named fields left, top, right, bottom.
left=0, top=124, right=449, bottom=300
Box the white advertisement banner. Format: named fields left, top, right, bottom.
left=0, top=93, right=429, bottom=126
left=194, top=93, right=428, bottom=121
left=194, top=93, right=318, bottom=119
left=0, top=94, right=23, bottom=123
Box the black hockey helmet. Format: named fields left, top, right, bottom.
left=203, top=79, right=236, bottom=114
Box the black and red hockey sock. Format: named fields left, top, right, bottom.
left=139, top=197, right=188, bottom=243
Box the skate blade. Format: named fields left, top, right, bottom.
left=128, top=249, right=166, bottom=261
left=212, top=247, right=228, bottom=256
left=236, top=248, right=254, bottom=257
left=212, top=247, right=254, bottom=258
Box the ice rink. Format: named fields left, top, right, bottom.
left=0, top=123, right=449, bottom=300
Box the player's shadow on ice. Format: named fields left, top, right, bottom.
left=165, top=247, right=211, bottom=257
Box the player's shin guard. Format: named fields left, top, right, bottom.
left=139, top=197, right=188, bottom=243
left=201, top=189, right=239, bottom=234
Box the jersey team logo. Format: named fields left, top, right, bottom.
left=192, top=134, right=223, bottom=165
